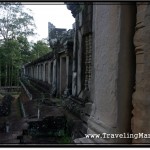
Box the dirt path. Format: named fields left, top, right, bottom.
left=0, top=95, right=26, bottom=144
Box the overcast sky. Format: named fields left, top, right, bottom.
left=23, top=3, right=75, bottom=42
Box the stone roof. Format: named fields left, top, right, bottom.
left=25, top=51, right=54, bottom=67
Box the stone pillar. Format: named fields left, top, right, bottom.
left=41, top=64, right=43, bottom=81
left=39, top=64, right=42, bottom=80
left=66, top=56, right=69, bottom=89
left=38, top=65, right=40, bottom=80
left=72, top=19, right=78, bottom=96
left=36, top=65, right=38, bottom=79
left=45, top=62, right=49, bottom=82
left=53, top=59, right=57, bottom=89
left=56, top=58, right=60, bottom=96
left=43, top=63, right=46, bottom=82
left=50, top=61, right=53, bottom=84
left=75, top=4, right=136, bottom=144
left=77, top=29, right=82, bottom=95
left=34, top=66, right=36, bottom=79
left=48, top=61, right=51, bottom=84
left=68, top=55, right=73, bottom=94
left=60, top=56, right=67, bottom=95
left=132, top=3, right=150, bottom=143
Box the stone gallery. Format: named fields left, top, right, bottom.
left=20, top=2, right=150, bottom=144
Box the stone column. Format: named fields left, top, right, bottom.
left=77, top=29, right=82, bottom=95
left=48, top=61, right=51, bottom=84
left=36, top=65, right=38, bottom=79
left=38, top=64, right=40, bottom=80
left=43, top=62, right=46, bottom=82
left=41, top=64, right=43, bottom=81
left=53, top=59, right=57, bottom=90
left=39, top=64, right=42, bottom=80
left=50, top=61, right=53, bottom=84
left=60, top=56, right=67, bottom=95
left=72, top=19, right=78, bottom=96
left=56, top=58, right=60, bottom=96
left=34, top=66, right=36, bottom=79
left=132, top=3, right=150, bottom=144
left=66, top=56, right=69, bottom=89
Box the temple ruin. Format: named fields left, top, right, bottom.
left=1, top=2, right=150, bottom=144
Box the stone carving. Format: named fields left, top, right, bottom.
left=132, top=4, right=150, bottom=143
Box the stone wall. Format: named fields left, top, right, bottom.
left=74, top=3, right=136, bottom=143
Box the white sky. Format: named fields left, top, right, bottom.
left=23, top=3, right=75, bottom=42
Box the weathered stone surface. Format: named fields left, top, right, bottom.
left=132, top=3, right=150, bottom=143
left=75, top=4, right=136, bottom=144
left=89, top=4, right=121, bottom=128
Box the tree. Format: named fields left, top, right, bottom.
left=0, top=2, right=36, bottom=41
left=0, top=39, right=20, bottom=86
left=0, top=2, right=36, bottom=86
left=31, top=40, right=51, bottom=60
left=17, top=35, right=31, bottom=64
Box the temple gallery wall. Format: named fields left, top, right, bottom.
left=21, top=2, right=150, bottom=144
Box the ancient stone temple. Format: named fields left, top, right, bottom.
left=21, top=2, right=150, bottom=144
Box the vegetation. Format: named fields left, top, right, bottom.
left=0, top=2, right=51, bottom=86
left=31, top=40, right=51, bottom=60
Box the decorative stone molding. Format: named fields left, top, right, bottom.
left=84, top=34, right=92, bottom=91
left=132, top=3, right=150, bottom=143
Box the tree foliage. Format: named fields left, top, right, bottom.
left=0, top=2, right=36, bottom=86
left=31, top=40, right=51, bottom=60
left=0, top=2, right=36, bottom=41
